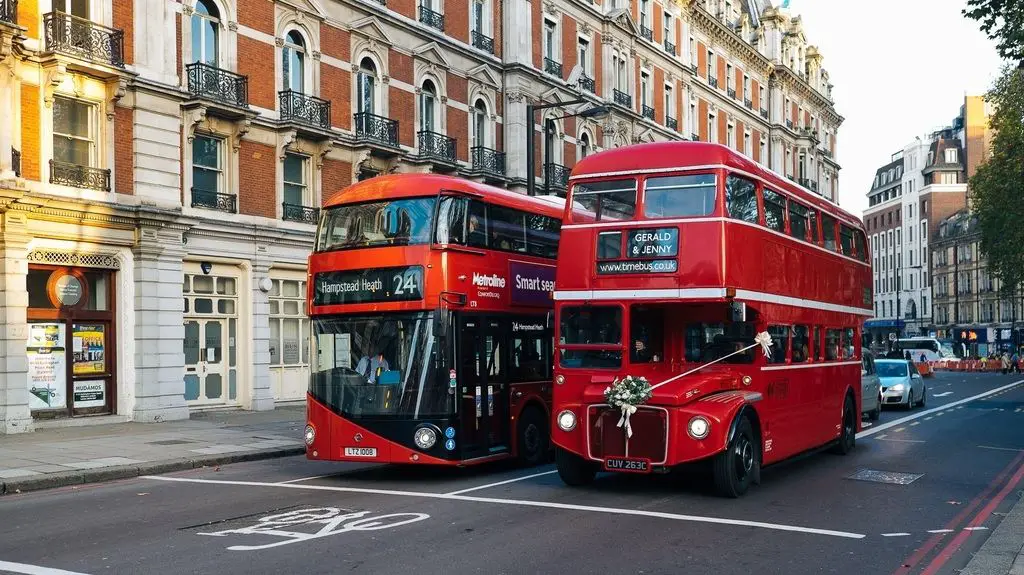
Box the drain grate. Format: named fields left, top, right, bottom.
left=147, top=439, right=197, bottom=446
left=847, top=469, right=924, bottom=485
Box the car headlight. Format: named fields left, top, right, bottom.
left=688, top=416, right=710, bottom=440
left=304, top=424, right=315, bottom=446
left=890, top=383, right=906, bottom=392
left=413, top=426, right=438, bottom=450
left=557, top=409, right=576, bottom=431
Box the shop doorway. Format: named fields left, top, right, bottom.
left=182, top=268, right=239, bottom=407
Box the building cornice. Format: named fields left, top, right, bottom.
left=689, top=6, right=773, bottom=77
left=773, top=65, right=842, bottom=125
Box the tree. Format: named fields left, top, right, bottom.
left=963, top=0, right=1024, bottom=64
left=969, top=65, right=1024, bottom=295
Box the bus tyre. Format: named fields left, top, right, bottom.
left=516, top=407, right=549, bottom=466
left=712, top=416, right=758, bottom=498
left=830, top=394, right=856, bottom=455
left=555, top=447, right=597, bottom=487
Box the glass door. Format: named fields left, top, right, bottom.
left=70, top=321, right=113, bottom=414
left=457, top=315, right=510, bottom=459
left=183, top=318, right=227, bottom=405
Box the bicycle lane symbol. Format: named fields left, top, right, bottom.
left=196, top=507, right=430, bottom=551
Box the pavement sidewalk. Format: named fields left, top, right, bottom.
left=0, top=405, right=306, bottom=495
left=961, top=484, right=1024, bottom=575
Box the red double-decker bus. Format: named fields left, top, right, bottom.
left=305, top=174, right=565, bottom=467
left=550, top=141, right=873, bottom=497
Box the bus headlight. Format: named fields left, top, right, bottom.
left=413, top=426, right=438, bottom=450
left=304, top=425, right=316, bottom=445
left=687, top=416, right=710, bottom=440
left=556, top=410, right=577, bottom=431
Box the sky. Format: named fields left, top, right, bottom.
left=778, top=0, right=1005, bottom=215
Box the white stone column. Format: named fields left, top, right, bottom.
left=132, top=223, right=189, bottom=423
left=504, top=90, right=528, bottom=184
left=503, top=0, right=533, bottom=66
left=0, top=212, right=33, bottom=434
left=249, top=262, right=274, bottom=411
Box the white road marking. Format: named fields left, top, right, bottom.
left=894, top=428, right=907, bottom=433
left=933, top=392, right=953, bottom=398
left=877, top=437, right=926, bottom=444
left=881, top=533, right=911, bottom=537
left=857, top=379, right=1024, bottom=439
left=0, top=561, right=92, bottom=575
left=277, top=474, right=337, bottom=485
left=964, top=526, right=989, bottom=531
left=924, top=417, right=934, bottom=421
left=445, top=470, right=558, bottom=495
left=909, top=422, right=920, bottom=426
left=978, top=445, right=1024, bottom=452
left=141, top=476, right=866, bottom=539
left=927, top=529, right=955, bottom=533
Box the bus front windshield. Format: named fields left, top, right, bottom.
left=317, top=197, right=436, bottom=251
left=310, top=312, right=447, bottom=418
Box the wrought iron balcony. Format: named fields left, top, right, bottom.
left=279, top=90, right=330, bottom=130
left=727, top=87, right=736, bottom=99
left=760, top=108, right=769, bottom=120
left=191, top=188, right=236, bottom=212
left=418, top=130, right=456, bottom=163
left=418, top=5, right=444, bottom=31
left=642, top=105, right=655, bottom=120
left=11, top=147, right=20, bottom=177
left=786, top=119, right=794, bottom=129
left=472, top=30, right=494, bottom=54
left=664, top=39, right=675, bottom=54
left=798, top=177, right=811, bottom=188
left=354, top=112, right=399, bottom=147
left=613, top=89, right=632, bottom=108
left=820, top=147, right=833, bottom=159
left=1, top=0, right=16, bottom=24
left=49, top=160, right=110, bottom=191
left=282, top=203, right=320, bottom=224
left=544, top=57, right=562, bottom=78
left=44, top=11, right=124, bottom=68
left=186, top=62, right=249, bottom=108
left=579, top=74, right=595, bottom=93
left=471, top=146, right=505, bottom=176
left=545, top=163, right=570, bottom=190
left=810, top=180, right=818, bottom=192
left=640, top=25, right=653, bottom=41
left=744, top=98, right=752, bottom=109
left=709, top=76, right=718, bottom=88
left=690, top=133, right=699, bottom=141
left=666, top=116, right=678, bottom=130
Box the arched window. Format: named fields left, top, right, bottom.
left=282, top=30, right=305, bottom=93
left=472, top=99, right=487, bottom=148
left=579, top=132, right=591, bottom=159
left=544, top=119, right=557, bottom=165
left=420, top=80, right=437, bottom=133
left=357, top=58, right=377, bottom=115
left=191, top=0, right=220, bottom=65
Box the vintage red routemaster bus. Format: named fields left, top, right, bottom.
left=550, top=141, right=873, bottom=497
left=305, top=173, right=566, bottom=467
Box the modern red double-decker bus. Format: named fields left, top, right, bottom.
left=550, top=141, right=873, bottom=497
left=305, top=173, right=566, bottom=467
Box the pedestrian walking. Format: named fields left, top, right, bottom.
left=1000, top=352, right=1010, bottom=375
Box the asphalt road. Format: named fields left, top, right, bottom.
left=1, top=371, right=1022, bottom=575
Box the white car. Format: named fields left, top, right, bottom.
left=876, top=359, right=927, bottom=410
left=861, top=351, right=882, bottom=420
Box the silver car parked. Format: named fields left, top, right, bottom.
left=861, top=351, right=882, bottom=420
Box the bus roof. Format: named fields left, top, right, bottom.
left=570, top=141, right=863, bottom=230
left=322, top=173, right=566, bottom=218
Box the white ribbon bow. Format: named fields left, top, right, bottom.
left=754, top=331, right=774, bottom=359
left=616, top=403, right=638, bottom=438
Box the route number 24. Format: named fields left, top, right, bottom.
left=393, top=271, right=419, bottom=295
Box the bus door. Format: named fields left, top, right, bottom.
left=457, top=315, right=511, bottom=459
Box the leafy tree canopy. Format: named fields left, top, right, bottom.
left=963, top=0, right=1024, bottom=63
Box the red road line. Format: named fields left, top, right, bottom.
left=890, top=450, right=1024, bottom=575
left=918, top=456, right=1024, bottom=575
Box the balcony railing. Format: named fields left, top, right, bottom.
left=642, top=105, right=655, bottom=120
left=820, top=147, right=833, bottom=159
left=11, top=147, right=20, bottom=177
left=798, top=177, right=811, bottom=188
left=744, top=98, right=753, bottom=109
left=666, top=116, right=678, bottom=131
left=471, top=30, right=494, bottom=54
left=579, top=75, right=595, bottom=94
left=418, top=5, right=444, bottom=31
left=709, top=76, right=718, bottom=88
left=786, top=119, right=794, bottom=129
left=544, top=57, right=562, bottom=77
left=418, top=130, right=456, bottom=163
left=1, top=0, right=16, bottom=24
left=810, top=180, right=818, bottom=192
left=279, top=90, right=330, bottom=130
left=186, top=62, right=249, bottom=108
left=760, top=108, right=769, bottom=120
left=690, top=133, right=699, bottom=141
left=613, top=89, right=632, bottom=108
left=49, top=160, right=110, bottom=191
left=44, top=11, right=124, bottom=68
left=191, top=188, right=236, bottom=213
left=354, top=112, right=399, bottom=147
left=471, top=146, right=506, bottom=176
left=282, top=203, right=320, bottom=224
left=544, top=163, right=570, bottom=190
left=664, top=39, right=675, bottom=54
left=640, top=25, right=653, bottom=41
left=727, top=87, right=736, bottom=99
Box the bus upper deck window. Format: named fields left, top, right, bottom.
left=821, top=214, right=839, bottom=252
left=839, top=225, right=855, bottom=257
left=762, top=188, right=786, bottom=232
left=725, top=175, right=758, bottom=223
left=643, top=174, right=716, bottom=218
left=573, top=179, right=637, bottom=221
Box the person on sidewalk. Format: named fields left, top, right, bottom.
left=1000, top=352, right=1010, bottom=375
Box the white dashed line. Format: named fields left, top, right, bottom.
left=445, top=470, right=558, bottom=495
left=881, top=533, right=911, bottom=537
left=0, top=561, right=91, bottom=575
left=964, top=526, right=990, bottom=531
left=877, top=437, right=926, bottom=443
left=909, top=422, right=920, bottom=426
left=927, top=529, right=955, bottom=533
left=978, top=445, right=1024, bottom=452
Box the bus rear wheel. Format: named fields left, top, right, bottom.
left=516, top=406, right=549, bottom=466
left=555, top=447, right=597, bottom=486
left=712, top=416, right=758, bottom=498
left=830, top=394, right=856, bottom=455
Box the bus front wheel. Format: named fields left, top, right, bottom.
left=516, top=406, right=549, bottom=466
left=555, top=447, right=597, bottom=486
left=712, top=416, right=758, bottom=498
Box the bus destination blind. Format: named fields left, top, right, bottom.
left=314, top=266, right=424, bottom=305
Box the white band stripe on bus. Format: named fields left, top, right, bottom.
left=553, top=287, right=873, bottom=317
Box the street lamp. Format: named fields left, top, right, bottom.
left=526, top=100, right=609, bottom=196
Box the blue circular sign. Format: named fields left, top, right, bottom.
left=445, top=427, right=455, bottom=439
left=445, top=439, right=456, bottom=451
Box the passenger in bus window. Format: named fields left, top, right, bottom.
left=355, top=347, right=391, bottom=384
left=467, top=214, right=487, bottom=247
left=630, top=306, right=663, bottom=363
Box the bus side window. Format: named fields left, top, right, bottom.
left=839, top=225, right=855, bottom=257
left=792, top=325, right=810, bottom=362
left=821, top=214, right=839, bottom=252
left=854, top=229, right=869, bottom=262
left=466, top=200, right=488, bottom=248
left=767, top=325, right=789, bottom=364
left=489, top=205, right=527, bottom=252
left=435, top=196, right=468, bottom=245
left=844, top=327, right=857, bottom=359
left=814, top=326, right=824, bottom=361
left=725, top=175, right=758, bottom=224
left=824, top=328, right=841, bottom=361
left=762, top=189, right=786, bottom=233
left=808, top=210, right=821, bottom=245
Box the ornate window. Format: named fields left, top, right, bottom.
left=282, top=30, right=305, bottom=93
left=191, top=0, right=219, bottom=65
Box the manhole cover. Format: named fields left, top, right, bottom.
left=148, top=439, right=196, bottom=446
left=847, top=469, right=924, bottom=485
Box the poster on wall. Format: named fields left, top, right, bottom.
left=72, top=324, right=106, bottom=376
left=73, top=380, right=106, bottom=409
left=27, top=322, right=67, bottom=410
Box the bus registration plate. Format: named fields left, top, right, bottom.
left=344, top=447, right=377, bottom=457
left=603, top=457, right=651, bottom=474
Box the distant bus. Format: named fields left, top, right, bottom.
left=892, top=337, right=956, bottom=362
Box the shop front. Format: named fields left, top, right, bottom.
left=26, top=265, right=117, bottom=418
